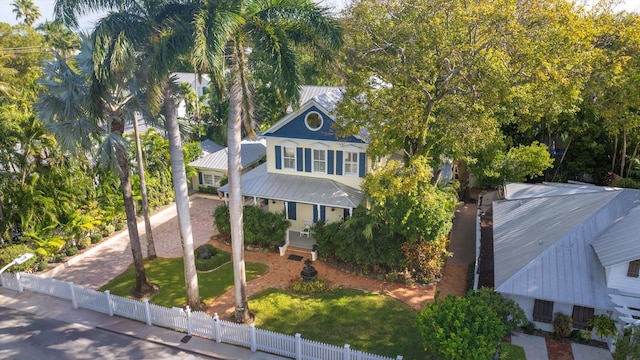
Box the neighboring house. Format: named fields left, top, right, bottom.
left=189, top=138, right=266, bottom=190
left=492, top=182, right=640, bottom=337
left=218, top=86, right=371, bottom=244
left=172, top=72, right=210, bottom=119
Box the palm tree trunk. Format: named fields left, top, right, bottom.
left=133, top=115, right=156, bottom=259
left=228, top=44, right=251, bottom=324
left=163, top=82, right=201, bottom=310
left=115, top=146, right=156, bottom=298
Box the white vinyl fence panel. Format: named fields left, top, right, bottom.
left=1, top=272, right=403, bottom=360
left=255, top=328, right=296, bottom=358
left=74, top=286, right=111, bottom=314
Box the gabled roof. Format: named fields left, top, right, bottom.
left=493, top=184, right=640, bottom=310
left=201, top=139, right=224, bottom=155
left=218, top=163, right=365, bottom=208
left=189, top=138, right=265, bottom=171
left=504, top=182, right=616, bottom=200
left=592, top=205, right=640, bottom=267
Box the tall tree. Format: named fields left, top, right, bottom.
left=336, top=0, right=593, bottom=172
left=54, top=0, right=203, bottom=309
left=36, top=37, right=157, bottom=298
left=11, top=0, right=41, bottom=27
left=192, top=0, right=343, bottom=323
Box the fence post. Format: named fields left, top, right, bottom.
left=185, top=305, right=192, bottom=334
left=396, top=356, right=403, bottom=360
left=213, top=313, right=222, bottom=343
left=144, top=299, right=152, bottom=326
left=105, top=290, right=114, bottom=317
left=295, top=333, right=302, bottom=360
left=250, top=323, right=257, bottom=352
left=69, top=282, right=78, bottom=309
left=16, top=273, right=23, bottom=292
left=343, top=344, right=351, bottom=360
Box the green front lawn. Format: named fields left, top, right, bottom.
left=249, top=287, right=424, bottom=359
left=99, top=257, right=268, bottom=307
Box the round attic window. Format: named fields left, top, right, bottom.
left=305, top=112, right=323, bottom=131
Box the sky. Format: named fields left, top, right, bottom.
left=0, top=0, right=352, bottom=30
left=0, top=0, right=638, bottom=30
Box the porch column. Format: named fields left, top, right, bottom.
left=284, top=201, right=288, bottom=219
left=253, top=196, right=257, bottom=206
left=349, top=207, right=353, bottom=217
left=316, top=204, right=320, bottom=222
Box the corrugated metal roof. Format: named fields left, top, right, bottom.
left=189, top=138, right=265, bottom=171
left=218, top=163, right=364, bottom=208
left=494, top=189, right=627, bottom=309
left=504, top=182, right=616, bottom=200
left=201, top=140, right=224, bottom=155
left=592, top=197, right=640, bottom=267
left=299, top=86, right=342, bottom=107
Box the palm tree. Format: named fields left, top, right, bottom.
left=192, top=0, right=343, bottom=323
left=36, top=37, right=158, bottom=298
left=12, top=0, right=41, bottom=27
left=54, top=0, right=203, bottom=309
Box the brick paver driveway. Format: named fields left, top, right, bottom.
left=42, top=196, right=220, bottom=289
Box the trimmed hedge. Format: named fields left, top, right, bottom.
left=194, top=244, right=231, bottom=271
left=0, top=244, right=38, bottom=272
left=90, top=233, right=103, bottom=244
left=213, top=204, right=290, bottom=249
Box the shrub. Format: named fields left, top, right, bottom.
left=0, top=244, right=38, bottom=272
left=194, top=245, right=231, bottom=271
left=213, top=205, right=231, bottom=234
left=66, top=246, right=79, bottom=256
left=613, top=325, right=640, bottom=360
left=466, top=262, right=475, bottom=292
left=616, top=178, right=640, bottom=189
left=115, top=223, right=125, bottom=231
left=552, top=312, right=573, bottom=338
left=589, top=314, right=617, bottom=339
left=199, top=186, right=218, bottom=194
left=291, top=279, right=327, bottom=295
left=37, top=261, right=49, bottom=271
left=90, top=233, right=103, bottom=244
left=102, top=224, right=115, bottom=236
left=53, top=254, right=67, bottom=263
left=522, top=321, right=536, bottom=334
left=402, top=236, right=451, bottom=284
left=214, top=204, right=290, bottom=249
left=570, top=329, right=585, bottom=342
left=417, top=293, right=506, bottom=360
left=219, top=174, right=228, bottom=187
left=78, top=237, right=91, bottom=249
left=468, top=288, right=527, bottom=334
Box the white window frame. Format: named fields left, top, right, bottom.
left=282, top=146, right=296, bottom=170
left=343, top=151, right=359, bottom=177
left=214, top=175, right=222, bottom=187
left=312, top=148, right=327, bottom=173
left=304, top=111, right=323, bottom=131
left=202, top=174, right=214, bottom=186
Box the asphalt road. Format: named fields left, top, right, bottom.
left=0, top=307, right=214, bottom=360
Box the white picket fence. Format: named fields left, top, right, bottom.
left=1, top=272, right=402, bottom=360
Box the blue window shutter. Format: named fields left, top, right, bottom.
left=304, top=148, right=312, bottom=172
left=288, top=202, right=297, bottom=220
left=327, top=150, right=334, bottom=175
left=296, top=147, right=303, bottom=171
left=336, top=151, right=343, bottom=175
left=320, top=206, right=326, bottom=222
left=313, top=206, right=318, bottom=223
left=359, top=152, right=366, bottom=177
left=198, top=172, right=203, bottom=184
left=275, top=146, right=282, bottom=169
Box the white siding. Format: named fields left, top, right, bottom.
left=607, top=263, right=640, bottom=295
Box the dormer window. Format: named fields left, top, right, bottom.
left=305, top=112, right=323, bottom=131
left=627, top=259, right=640, bottom=278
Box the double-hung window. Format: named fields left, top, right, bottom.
left=202, top=174, right=214, bottom=186
left=344, top=151, right=359, bottom=176
left=283, top=146, right=296, bottom=170
left=313, top=149, right=326, bottom=173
